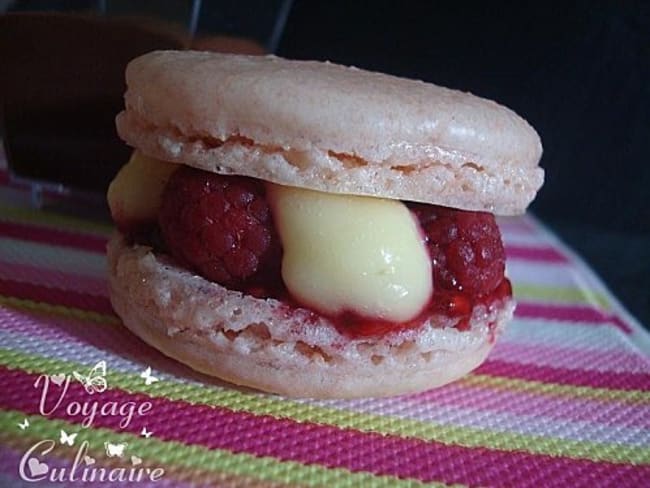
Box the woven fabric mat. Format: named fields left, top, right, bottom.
left=0, top=164, right=649, bottom=487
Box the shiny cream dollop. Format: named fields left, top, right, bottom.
left=107, top=151, right=179, bottom=225
left=267, top=184, right=433, bottom=322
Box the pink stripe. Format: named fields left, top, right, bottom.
left=0, top=220, right=107, bottom=253
left=0, top=261, right=108, bottom=297
left=0, top=307, right=195, bottom=380
left=505, top=244, right=567, bottom=263
left=0, top=307, right=119, bottom=341
left=515, top=302, right=633, bottom=333
left=1, top=367, right=647, bottom=486
left=477, top=359, right=650, bottom=391
left=0, top=278, right=114, bottom=316
left=406, top=380, right=650, bottom=429
left=497, top=218, right=537, bottom=235
left=491, top=341, right=650, bottom=374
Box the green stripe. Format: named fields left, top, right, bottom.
left=459, top=373, right=649, bottom=404
left=0, top=204, right=112, bottom=236
left=1, top=348, right=648, bottom=465
left=0, top=410, right=441, bottom=487
left=514, top=283, right=611, bottom=309
left=0, top=296, right=120, bottom=325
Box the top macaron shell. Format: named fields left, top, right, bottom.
left=116, top=50, right=543, bottom=215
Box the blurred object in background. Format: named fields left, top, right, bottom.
left=191, top=0, right=293, bottom=53
left=0, top=13, right=186, bottom=201
left=0, top=0, right=292, bottom=208
left=192, top=34, right=266, bottom=55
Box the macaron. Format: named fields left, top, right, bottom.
left=108, top=51, right=543, bottom=398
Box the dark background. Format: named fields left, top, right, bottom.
left=3, top=0, right=649, bottom=326
left=276, top=0, right=650, bottom=326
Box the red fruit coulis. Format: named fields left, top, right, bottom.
left=328, top=277, right=512, bottom=338
left=143, top=170, right=513, bottom=338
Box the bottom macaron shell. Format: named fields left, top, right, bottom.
left=107, top=233, right=515, bottom=398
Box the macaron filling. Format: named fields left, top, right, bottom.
left=108, top=152, right=512, bottom=338
left=266, top=183, right=433, bottom=324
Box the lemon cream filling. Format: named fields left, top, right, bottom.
left=267, top=183, right=432, bottom=322
left=108, top=151, right=179, bottom=225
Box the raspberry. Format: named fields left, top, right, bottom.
left=158, top=167, right=281, bottom=289
left=410, top=204, right=505, bottom=296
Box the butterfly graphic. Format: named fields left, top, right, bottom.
left=17, top=419, right=29, bottom=430
left=140, top=367, right=158, bottom=386
left=140, top=427, right=153, bottom=438
left=72, top=360, right=107, bottom=394
left=104, top=442, right=127, bottom=458
left=60, top=430, right=78, bottom=446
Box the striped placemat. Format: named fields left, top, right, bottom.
left=0, top=163, right=649, bottom=487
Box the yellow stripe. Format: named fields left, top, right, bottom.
left=0, top=295, right=120, bottom=325
left=460, top=373, right=648, bottom=404
left=0, top=411, right=444, bottom=487
left=514, top=283, right=611, bottom=309
left=0, top=204, right=112, bottom=236
left=0, top=349, right=648, bottom=465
